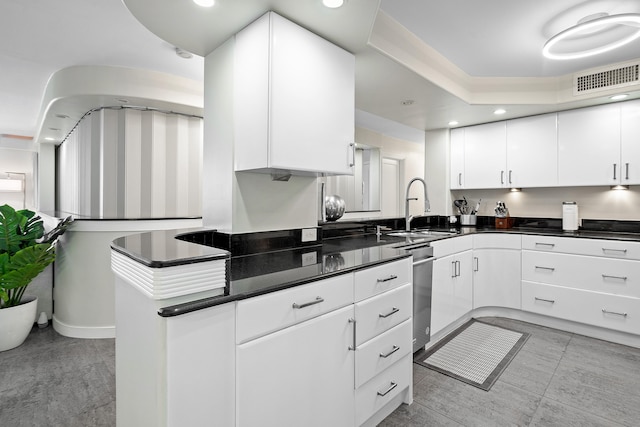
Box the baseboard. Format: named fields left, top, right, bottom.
left=52, top=315, right=115, bottom=339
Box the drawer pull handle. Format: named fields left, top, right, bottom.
left=535, top=297, right=555, bottom=304
left=377, top=275, right=398, bottom=283
left=535, top=266, right=555, bottom=272
left=292, top=297, right=324, bottom=309
left=379, top=345, right=400, bottom=359
left=602, top=309, right=627, bottom=317
left=377, top=381, right=398, bottom=397
left=348, top=318, right=356, bottom=351
left=602, top=274, right=628, bottom=281
left=535, top=242, right=555, bottom=248
left=602, top=248, right=627, bottom=254
left=379, top=307, right=400, bottom=319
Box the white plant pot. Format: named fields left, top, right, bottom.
left=0, top=296, right=38, bottom=352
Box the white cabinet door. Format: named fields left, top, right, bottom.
left=506, top=113, right=558, bottom=188
left=235, top=12, right=355, bottom=175
left=472, top=249, right=521, bottom=309
left=621, top=99, right=640, bottom=185
left=236, top=305, right=355, bottom=427
left=450, top=128, right=465, bottom=189
left=431, top=250, right=473, bottom=335
left=463, top=122, right=507, bottom=189
left=558, top=103, right=621, bottom=186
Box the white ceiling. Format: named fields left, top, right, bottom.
left=1, top=0, right=640, bottom=145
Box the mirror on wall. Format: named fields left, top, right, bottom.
left=325, top=144, right=381, bottom=212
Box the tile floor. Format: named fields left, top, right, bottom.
left=1, top=317, right=639, bottom=426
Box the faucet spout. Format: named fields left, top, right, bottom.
left=405, top=177, right=430, bottom=231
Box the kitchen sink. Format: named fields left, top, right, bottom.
left=386, top=230, right=457, bottom=239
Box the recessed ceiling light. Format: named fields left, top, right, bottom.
left=193, top=0, right=214, bottom=7
left=401, top=99, right=415, bottom=106
left=494, top=109, right=506, bottom=115
left=322, top=0, right=345, bottom=8
left=55, top=114, right=70, bottom=119
left=116, top=98, right=130, bottom=103
left=543, top=13, right=640, bottom=60
left=610, top=94, right=629, bottom=100
left=448, top=121, right=459, bottom=126
left=48, top=127, right=60, bottom=131
left=44, top=137, right=56, bottom=141
left=175, top=48, right=193, bottom=59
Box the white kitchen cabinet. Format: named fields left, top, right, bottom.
left=450, top=128, right=465, bottom=189
left=462, top=121, right=507, bottom=189
left=237, top=305, right=355, bottom=427
left=558, top=103, right=621, bottom=186
left=621, top=99, right=640, bottom=185
left=431, top=250, right=473, bottom=335
left=234, top=11, right=355, bottom=176
left=472, top=234, right=522, bottom=309
left=506, top=113, right=558, bottom=188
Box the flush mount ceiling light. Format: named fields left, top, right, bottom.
left=193, top=0, right=214, bottom=7
left=543, top=13, right=640, bottom=60
left=448, top=120, right=459, bottom=126
left=175, top=48, right=193, bottom=59
left=322, top=0, right=345, bottom=8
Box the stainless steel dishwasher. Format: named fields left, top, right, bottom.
left=402, top=243, right=434, bottom=353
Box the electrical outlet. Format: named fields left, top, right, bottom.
left=301, top=228, right=317, bottom=242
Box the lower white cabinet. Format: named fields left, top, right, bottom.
left=237, top=305, right=355, bottom=427
left=473, top=248, right=521, bottom=309
left=431, top=250, right=473, bottom=335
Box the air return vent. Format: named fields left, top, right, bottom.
left=574, top=62, right=639, bottom=95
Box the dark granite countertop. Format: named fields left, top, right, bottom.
left=111, top=218, right=640, bottom=317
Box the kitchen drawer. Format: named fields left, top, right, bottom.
left=522, top=281, right=640, bottom=335
left=236, top=273, right=353, bottom=343
left=355, top=319, right=412, bottom=388
left=522, top=251, right=640, bottom=298
left=354, top=258, right=411, bottom=302
left=431, top=235, right=473, bottom=258
left=522, top=235, right=640, bottom=260
left=355, top=354, right=411, bottom=427
left=354, top=284, right=411, bottom=345
left=473, top=233, right=521, bottom=250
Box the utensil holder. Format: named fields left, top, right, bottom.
left=460, top=214, right=477, bottom=226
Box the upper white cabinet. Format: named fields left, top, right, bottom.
left=558, top=103, right=620, bottom=186
left=621, top=99, right=640, bottom=185
left=234, top=12, right=355, bottom=176
left=450, top=128, right=465, bottom=189
left=449, top=114, right=558, bottom=189
left=506, top=114, right=558, bottom=188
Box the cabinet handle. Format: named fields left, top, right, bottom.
left=625, top=163, right=630, bottom=180
left=292, top=296, right=324, bottom=309
left=535, top=242, right=555, bottom=248
left=602, top=274, right=628, bottom=281
left=602, top=248, right=627, bottom=254
left=535, top=297, right=555, bottom=304
left=458, top=173, right=462, bottom=186
left=377, top=275, right=398, bottom=283
left=348, top=318, right=356, bottom=351
left=508, top=170, right=513, bottom=184
left=451, top=261, right=456, bottom=278
left=602, top=308, right=627, bottom=317
left=379, top=307, right=400, bottom=319
left=456, top=260, right=461, bottom=277
left=473, top=257, right=479, bottom=272
left=379, top=345, right=400, bottom=359
left=535, top=266, right=555, bottom=272
left=501, top=170, right=504, bottom=184
left=349, top=143, right=355, bottom=167
left=376, top=381, right=398, bottom=397
left=613, top=163, right=617, bottom=180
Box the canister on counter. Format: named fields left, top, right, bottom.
left=562, top=201, right=579, bottom=231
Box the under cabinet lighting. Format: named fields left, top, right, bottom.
left=510, top=188, right=521, bottom=192
left=611, top=185, right=629, bottom=190
left=610, top=94, right=629, bottom=100
left=494, top=109, right=506, bottom=115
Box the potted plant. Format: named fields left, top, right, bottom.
left=0, top=204, right=72, bottom=351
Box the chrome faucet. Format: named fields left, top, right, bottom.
left=405, top=177, right=430, bottom=231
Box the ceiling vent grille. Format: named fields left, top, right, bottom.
left=574, top=62, right=639, bottom=95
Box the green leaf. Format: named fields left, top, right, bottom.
left=0, top=204, right=45, bottom=255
